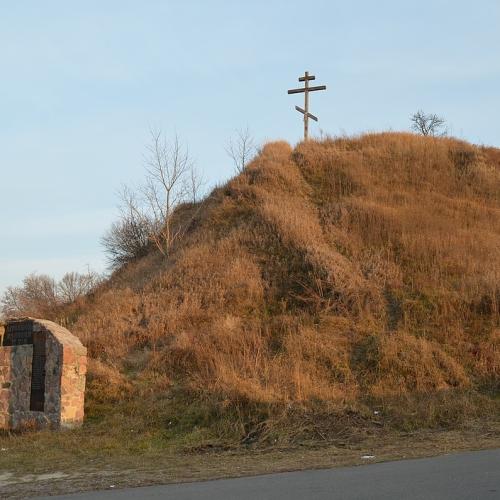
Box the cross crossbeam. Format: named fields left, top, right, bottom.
left=299, top=74, right=315, bottom=82
left=295, top=106, right=318, bottom=122
left=288, top=85, right=326, bottom=94
left=287, top=71, right=326, bottom=140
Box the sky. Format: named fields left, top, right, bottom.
left=1, top=0, right=499, bottom=295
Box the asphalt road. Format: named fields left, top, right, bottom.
left=41, top=448, right=500, bottom=500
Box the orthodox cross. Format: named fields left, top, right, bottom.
left=287, top=71, right=326, bottom=141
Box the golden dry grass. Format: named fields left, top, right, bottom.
left=56, top=132, right=499, bottom=429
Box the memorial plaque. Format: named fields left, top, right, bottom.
left=3, top=320, right=34, bottom=346
left=30, top=331, right=46, bottom=411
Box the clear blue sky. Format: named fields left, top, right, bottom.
left=1, top=0, right=499, bottom=294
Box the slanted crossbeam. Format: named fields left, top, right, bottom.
left=288, top=71, right=326, bottom=140
left=295, top=106, right=318, bottom=122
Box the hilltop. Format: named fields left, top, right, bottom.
left=52, top=132, right=498, bottom=445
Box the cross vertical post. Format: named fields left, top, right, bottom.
left=288, top=71, right=326, bottom=141
left=304, top=71, right=310, bottom=140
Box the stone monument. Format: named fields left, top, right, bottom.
left=0, top=318, right=87, bottom=430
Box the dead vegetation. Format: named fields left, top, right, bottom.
left=47, top=132, right=500, bottom=443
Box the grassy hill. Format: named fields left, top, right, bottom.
left=60, top=132, right=500, bottom=445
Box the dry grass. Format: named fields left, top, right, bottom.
left=3, top=422, right=500, bottom=498
left=50, top=132, right=500, bottom=437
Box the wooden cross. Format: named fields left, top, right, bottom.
left=288, top=71, right=326, bottom=141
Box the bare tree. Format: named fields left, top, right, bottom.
left=225, top=126, right=257, bottom=173
left=1, top=273, right=59, bottom=318
left=142, top=130, right=193, bottom=256
left=188, top=164, right=206, bottom=204
left=410, top=110, right=447, bottom=136
left=21, top=273, right=59, bottom=311
left=58, top=270, right=102, bottom=303
left=1, top=286, right=23, bottom=318
left=1, top=270, right=102, bottom=318
left=102, top=130, right=204, bottom=267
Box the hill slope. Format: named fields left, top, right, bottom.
left=68, top=132, right=499, bottom=441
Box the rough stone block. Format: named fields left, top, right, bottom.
left=0, top=318, right=87, bottom=431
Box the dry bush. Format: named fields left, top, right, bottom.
left=65, top=133, right=499, bottom=427
left=1, top=273, right=59, bottom=318
left=101, top=213, right=152, bottom=269
left=1, top=271, right=102, bottom=319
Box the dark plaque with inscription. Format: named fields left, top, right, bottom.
left=3, top=320, right=34, bottom=346
left=30, top=331, right=46, bottom=411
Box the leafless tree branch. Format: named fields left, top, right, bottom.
left=102, top=129, right=206, bottom=266
left=1, top=270, right=103, bottom=318
left=225, top=126, right=257, bottom=174
left=410, top=110, right=447, bottom=137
